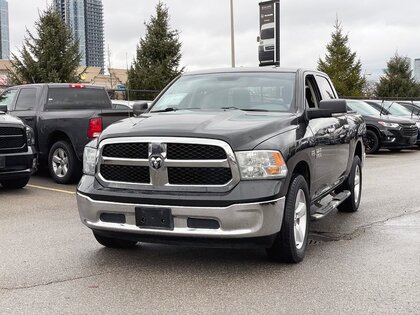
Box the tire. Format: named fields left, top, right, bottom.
left=364, top=130, right=380, bottom=154
left=1, top=176, right=30, bottom=189
left=337, top=156, right=362, bottom=213
left=266, top=175, right=310, bottom=263
left=93, top=231, right=138, bottom=249
left=48, top=141, right=81, bottom=184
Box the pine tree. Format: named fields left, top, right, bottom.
left=318, top=20, right=366, bottom=97
left=10, top=7, right=82, bottom=84
left=375, top=53, right=420, bottom=98
left=128, top=2, right=184, bottom=99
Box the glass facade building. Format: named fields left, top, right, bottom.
left=414, top=59, right=420, bottom=83
left=0, top=0, right=10, bottom=59
left=54, top=0, right=104, bottom=69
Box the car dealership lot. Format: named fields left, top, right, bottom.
left=1, top=150, right=419, bottom=314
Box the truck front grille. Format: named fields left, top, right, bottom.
left=0, top=127, right=26, bottom=153
left=97, top=137, right=240, bottom=192
left=167, top=143, right=227, bottom=160
left=102, top=143, right=148, bottom=159
left=100, top=164, right=150, bottom=183
left=168, top=167, right=232, bottom=185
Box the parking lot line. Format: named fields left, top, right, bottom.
left=27, top=184, right=76, bottom=195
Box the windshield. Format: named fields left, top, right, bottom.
left=151, top=73, right=296, bottom=113
left=347, top=100, right=381, bottom=116
left=386, top=102, right=414, bottom=116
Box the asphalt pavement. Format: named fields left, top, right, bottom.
left=0, top=149, right=419, bottom=314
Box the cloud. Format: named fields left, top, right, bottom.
left=8, top=0, right=420, bottom=81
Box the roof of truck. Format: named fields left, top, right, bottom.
left=183, top=67, right=324, bottom=76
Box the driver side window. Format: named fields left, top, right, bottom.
left=305, top=75, right=320, bottom=109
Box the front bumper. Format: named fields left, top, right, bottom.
left=380, top=129, right=417, bottom=148
left=77, top=191, right=285, bottom=242
left=0, top=147, right=37, bottom=181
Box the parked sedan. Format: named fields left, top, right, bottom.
left=347, top=100, right=418, bottom=153
left=365, top=100, right=420, bottom=146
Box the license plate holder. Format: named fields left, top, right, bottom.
left=135, top=207, right=173, bottom=230
left=0, top=156, right=5, bottom=169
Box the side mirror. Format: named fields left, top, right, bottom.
left=257, top=36, right=261, bottom=42
left=0, top=105, right=7, bottom=113
left=132, top=102, right=148, bottom=117
left=307, top=99, right=347, bottom=119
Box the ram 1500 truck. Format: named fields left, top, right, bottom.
left=0, top=105, right=37, bottom=189
left=77, top=68, right=366, bottom=263
left=0, top=84, right=131, bottom=184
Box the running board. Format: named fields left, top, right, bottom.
left=310, top=190, right=351, bottom=221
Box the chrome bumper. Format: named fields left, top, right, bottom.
left=77, top=193, right=285, bottom=239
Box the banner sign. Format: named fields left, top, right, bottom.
left=258, top=0, right=280, bottom=66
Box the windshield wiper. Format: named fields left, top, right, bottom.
left=220, top=107, right=269, bottom=112
left=151, top=107, right=178, bottom=113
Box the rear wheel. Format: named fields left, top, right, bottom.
left=48, top=141, right=81, bottom=184
left=337, top=156, right=362, bottom=213
left=93, top=231, right=138, bottom=249
left=364, top=130, right=380, bottom=154
left=1, top=176, right=30, bottom=189
left=266, top=175, right=310, bottom=263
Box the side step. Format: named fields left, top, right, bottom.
left=310, top=190, right=351, bottom=221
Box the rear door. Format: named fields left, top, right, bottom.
left=315, top=74, right=350, bottom=182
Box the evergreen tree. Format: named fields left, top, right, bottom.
left=375, top=53, right=420, bottom=98
left=128, top=2, right=184, bottom=99
left=10, top=7, right=82, bottom=84
left=318, top=20, right=366, bottom=97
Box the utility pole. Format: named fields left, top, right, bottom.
left=230, top=0, right=236, bottom=68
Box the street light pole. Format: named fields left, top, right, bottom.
left=230, top=0, right=236, bottom=68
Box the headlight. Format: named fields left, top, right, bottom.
left=235, top=150, right=288, bottom=180
left=83, top=146, right=98, bottom=175
left=26, top=126, right=35, bottom=146
left=378, top=121, right=400, bottom=128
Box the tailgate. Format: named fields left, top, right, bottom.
left=99, top=110, right=133, bottom=129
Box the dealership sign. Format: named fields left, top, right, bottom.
left=258, top=0, right=280, bottom=66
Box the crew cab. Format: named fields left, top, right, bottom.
left=77, top=68, right=366, bottom=263
left=0, top=84, right=131, bottom=184
left=0, top=105, right=36, bottom=189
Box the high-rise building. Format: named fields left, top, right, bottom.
left=414, top=59, right=420, bottom=83
left=0, top=0, right=10, bottom=59
left=54, top=0, right=104, bottom=69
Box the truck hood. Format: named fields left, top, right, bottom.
left=0, top=113, right=25, bottom=127
left=100, top=110, right=297, bottom=151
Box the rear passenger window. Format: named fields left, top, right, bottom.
left=316, top=76, right=336, bottom=100
left=15, top=88, right=37, bottom=110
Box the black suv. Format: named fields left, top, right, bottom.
left=346, top=100, right=418, bottom=153
left=0, top=106, right=37, bottom=189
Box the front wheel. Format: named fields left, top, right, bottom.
left=266, top=175, right=310, bottom=263
left=364, top=130, right=380, bottom=154
left=1, top=176, right=30, bottom=189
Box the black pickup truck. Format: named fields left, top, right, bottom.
left=0, top=106, right=37, bottom=189
left=77, top=68, right=366, bottom=263
left=0, top=84, right=131, bottom=184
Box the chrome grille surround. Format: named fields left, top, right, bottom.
left=96, top=137, right=240, bottom=192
